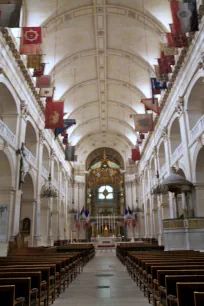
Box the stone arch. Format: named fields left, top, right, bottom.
left=0, top=81, right=19, bottom=134
left=42, top=144, right=50, bottom=171
left=53, top=158, right=59, bottom=182
left=20, top=173, right=35, bottom=245
left=186, top=76, right=204, bottom=131
left=158, top=142, right=166, bottom=170
left=195, top=146, right=204, bottom=217
left=25, top=121, right=38, bottom=157
left=169, top=117, right=182, bottom=154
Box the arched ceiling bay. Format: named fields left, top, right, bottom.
left=24, top=0, right=172, bottom=165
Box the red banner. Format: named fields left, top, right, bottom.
left=22, top=27, right=42, bottom=45
left=45, top=102, right=64, bottom=129
left=36, top=75, right=52, bottom=88
left=33, top=63, right=45, bottom=77
left=19, top=43, right=41, bottom=55
left=132, top=146, right=140, bottom=161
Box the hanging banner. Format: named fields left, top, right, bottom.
left=141, top=98, right=160, bottom=115
left=65, top=145, right=75, bottom=162
left=36, top=75, right=52, bottom=88
left=33, top=63, right=45, bottom=77
left=132, top=146, right=140, bottom=161
left=132, top=114, right=154, bottom=133
left=19, top=43, right=41, bottom=55
left=39, top=88, right=54, bottom=97
left=22, top=27, right=42, bottom=45
left=170, top=0, right=198, bottom=34
left=45, top=101, right=64, bottom=129
left=27, top=55, right=41, bottom=69
left=0, top=3, right=22, bottom=27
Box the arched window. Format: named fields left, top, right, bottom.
left=98, top=185, right=114, bottom=200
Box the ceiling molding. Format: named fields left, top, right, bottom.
left=69, top=117, right=135, bottom=140
left=61, top=78, right=145, bottom=101
left=68, top=100, right=138, bottom=119
left=75, top=132, right=133, bottom=151
left=42, top=4, right=166, bottom=37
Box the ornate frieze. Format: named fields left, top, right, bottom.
left=20, top=101, right=29, bottom=119
left=39, top=130, right=45, bottom=145
left=161, top=126, right=168, bottom=140
left=175, top=96, right=184, bottom=116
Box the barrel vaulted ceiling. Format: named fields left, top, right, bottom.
left=24, top=0, right=172, bottom=164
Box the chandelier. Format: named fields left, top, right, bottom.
left=150, top=171, right=168, bottom=196
left=40, top=173, right=58, bottom=198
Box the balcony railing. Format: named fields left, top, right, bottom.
left=0, top=120, right=17, bottom=148
left=24, top=147, right=37, bottom=168
left=190, top=114, right=204, bottom=143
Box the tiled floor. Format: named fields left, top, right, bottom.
left=54, top=248, right=149, bottom=306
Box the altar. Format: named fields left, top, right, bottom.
left=91, top=236, right=119, bottom=247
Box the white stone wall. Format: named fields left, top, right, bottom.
left=137, top=18, right=204, bottom=243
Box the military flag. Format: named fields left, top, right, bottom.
left=36, top=75, right=52, bottom=88
left=133, top=114, right=154, bottom=133
left=39, top=88, right=54, bottom=98
left=160, top=42, right=178, bottom=56
left=141, top=98, right=160, bottom=115
left=65, top=145, right=75, bottom=162
left=132, top=145, right=141, bottom=161
left=170, top=0, right=198, bottom=34
left=33, top=63, right=45, bottom=77
left=21, top=27, right=42, bottom=45
left=169, top=24, right=189, bottom=48
left=45, top=101, right=64, bottom=129
left=62, top=134, right=68, bottom=145
left=27, top=54, right=41, bottom=69
left=151, top=78, right=167, bottom=95
left=0, top=2, right=22, bottom=27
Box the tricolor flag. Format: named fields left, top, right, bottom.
left=36, top=75, right=52, bottom=88
left=0, top=2, right=22, bottom=27
left=33, top=63, right=45, bottom=77
left=132, top=146, right=141, bottom=161
left=170, top=0, right=198, bottom=34
left=54, top=119, right=76, bottom=138
left=62, top=134, right=68, bottom=145
left=45, top=101, right=64, bottom=129
left=132, top=114, right=154, bottom=133
left=132, top=212, right=136, bottom=228
left=151, top=78, right=167, bottom=95
left=39, top=88, right=54, bottom=98
left=65, top=145, right=75, bottom=162
left=27, top=55, right=41, bottom=69
left=141, top=98, right=160, bottom=115
left=22, top=27, right=42, bottom=45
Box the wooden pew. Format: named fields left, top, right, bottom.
left=148, top=265, right=204, bottom=304
left=0, top=266, right=51, bottom=306
left=0, top=278, right=31, bottom=306
left=0, top=285, right=18, bottom=306
left=177, top=282, right=204, bottom=306
left=0, top=271, right=45, bottom=306
left=166, top=276, right=204, bottom=306
left=194, top=292, right=204, bottom=306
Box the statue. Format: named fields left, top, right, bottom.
left=17, top=143, right=29, bottom=189
left=21, top=218, right=31, bottom=235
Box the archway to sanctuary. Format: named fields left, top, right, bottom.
left=85, top=148, right=125, bottom=243
left=20, top=173, right=35, bottom=246
left=195, top=147, right=204, bottom=217
left=0, top=151, right=13, bottom=255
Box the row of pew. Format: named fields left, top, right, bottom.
left=118, top=248, right=204, bottom=306
left=0, top=244, right=95, bottom=306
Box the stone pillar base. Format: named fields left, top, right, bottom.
left=158, top=233, right=164, bottom=246
left=0, top=243, right=8, bottom=257
left=33, top=236, right=42, bottom=247
left=47, top=237, right=54, bottom=247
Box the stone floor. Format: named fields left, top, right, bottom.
left=54, top=248, right=149, bottom=306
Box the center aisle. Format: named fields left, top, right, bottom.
left=55, top=248, right=148, bottom=306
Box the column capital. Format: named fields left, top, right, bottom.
left=175, top=96, right=184, bottom=117
left=152, top=146, right=157, bottom=157
left=39, top=130, right=45, bottom=145
left=20, top=100, right=29, bottom=120
left=161, top=126, right=168, bottom=140
left=50, top=148, right=56, bottom=160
